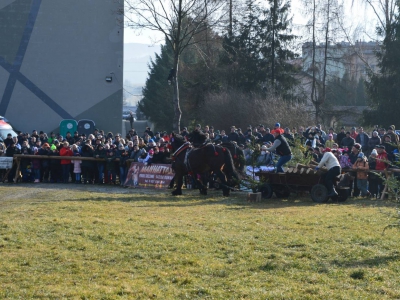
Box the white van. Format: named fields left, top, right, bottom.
left=0, top=119, right=18, bottom=141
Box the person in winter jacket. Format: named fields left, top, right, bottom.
left=71, top=144, right=82, bottom=183
left=263, top=129, right=292, bottom=173
left=375, top=145, right=389, bottom=197
left=339, top=151, right=353, bottom=169
left=31, top=147, right=41, bottom=183
left=117, top=144, right=130, bottom=186
left=375, top=145, right=389, bottom=170
left=80, top=143, right=95, bottom=184
left=315, top=148, right=341, bottom=197
left=38, top=143, right=51, bottom=182
left=336, top=127, right=346, bottom=145
left=256, top=145, right=273, bottom=166
left=151, top=147, right=165, bottom=164
left=367, top=131, right=381, bottom=152
left=141, top=149, right=154, bottom=165
left=368, top=149, right=379, bottom=198
left=130, top=145, right=146, bottom=162
left=355, top=127, right=370, bottom=154
left=6, top=142, right=21, bottom=183
left=352, top=152, right=370, bottom=197
left=341, top=132, right=355, bottom=149
left=60, top=142, right=73, bottom=183
left=382, top=135, right=396, bottom=162
left=49, top=144, right=61, bottom=182
left=106, top=147, right=117, bottom=184
left=93, top=144, right=107, bottom=184
left=386, top=125, right=399, bottom=145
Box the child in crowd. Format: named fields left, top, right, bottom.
left=142, top=149, right=154, bottom=165
left=339, top=151, right=353, bottom=169
left=106, top=146, right=117, bottom=184
left=353, top=152, right=370, bottom=197
left=31, top=147, right=41, bottom=183
left=20, top=146, right=33, bottom=182
left=368, top=149, right=379, bottom=198
left=71, top=144, right=82, bottom=183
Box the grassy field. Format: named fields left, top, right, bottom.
left=0, top=184, right=399, bottom=299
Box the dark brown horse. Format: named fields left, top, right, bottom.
left=170, top=134, right=238, bottom=196
left=220, top=141, right=245, bottom=173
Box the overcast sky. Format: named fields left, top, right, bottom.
left=124, top=0, right=377, bottom=45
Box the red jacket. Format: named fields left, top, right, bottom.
left=375, top=151, right=388, bottom=170
left=60, top=147, right=73, bottom=164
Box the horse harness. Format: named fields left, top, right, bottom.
left=172, top=142, right=216, bottom=173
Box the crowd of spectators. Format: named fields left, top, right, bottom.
left=0, top=127, right=172, bottom=185
left=0, top=123, right=398, bottom=198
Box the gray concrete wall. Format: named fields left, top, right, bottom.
left=0, top=0, right=123, bottom=134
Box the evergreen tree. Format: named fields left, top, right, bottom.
left=219, top=1, right=265, bottom=92
left=260, top=0, right=299, bottom=99
left=140, top=29, right=224, bottom=130
left=364, top=2, right=400, bottom=127
left=140, top=44, right=174, bottom=132
left=219, top=0, right=299, bottom=99
left=355, top=77, right=367, bottom=106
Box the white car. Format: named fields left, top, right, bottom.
left=123, top=111, right=136, bottom=121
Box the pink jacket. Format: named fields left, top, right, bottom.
left=339, top=155, right=353, bottom=168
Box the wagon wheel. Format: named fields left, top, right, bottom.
left=258, top=183, right=273, bottom=199
left=310, top=184, right=328, bottom=203
left=274, top=186, right=290, bottom=198
left=332, top=188, right=348, bottom=202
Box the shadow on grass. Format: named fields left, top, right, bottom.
left=244, top=195, right=398, bottom=209
left=332, top=253, right=400, bottom=268
left=5, top=183, right=398, bottom=209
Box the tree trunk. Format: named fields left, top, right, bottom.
left=228, top=0, right=233, bottom=38
left=172, top=54, right=182, bottom=132
left=315, top=101, right=321, bottom=124
left=311, top=0, right=317, bottom=122
left=320, top=0, right=330, bottom=124
left=271, top=0, right=278, bottom=88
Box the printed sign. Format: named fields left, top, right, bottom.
left=124, top=162, right=174, bottom=188
left=0, top=157, right=14, bottom=169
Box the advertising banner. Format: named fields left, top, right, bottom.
left=0, top=157, right=13, bottom=169
left=124, top=162, right=174, bottom=188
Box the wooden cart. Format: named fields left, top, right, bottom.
left=254, top=170, right=349, bottom=203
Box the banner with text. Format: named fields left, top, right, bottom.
left=0, top=157, right=13, bottom=169
left=124, top=162, right=174, bottom=188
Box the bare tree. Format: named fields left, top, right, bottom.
left=352, top=0, right=397, bottom=36
left=301, top=0, right=344, bottom=123
left=123, top=0, right=224, bottom=131
left=201, top=88, right=314, bottom=130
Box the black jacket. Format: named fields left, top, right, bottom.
left=81, top=145, right=95, bottom=168
left=6, top=145, right=20, bottom=157
left=275, top=135, right=292, bottom=156
left=189, top=130, right=206, bottom=147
